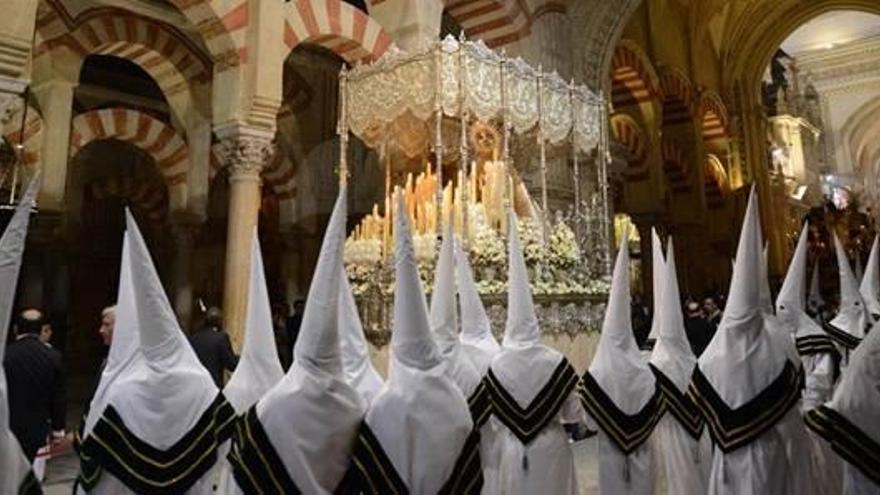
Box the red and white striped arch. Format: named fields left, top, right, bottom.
left=444, top=0, right=533, bottom=49
left=662, top=138, right=690, bottom=194
left=611, top=39, right=660, bottom=110
left=262, top=152, right=297, bottom=225
left=611, top=114, right=649, bottom=181
left=69, top=108, right=189, bottom=212
left=283, top=0, right=395, bottom=63
left=3, top=105, right=43, bottom=170
left=704, top=154, right=728, bottom=209
left=35, top=7, right=212, bottom=102
left=36, top=0, right=243, bottom=75
left=168, top=0, right=247, bottom=72
left=659, top=67, right=694, bottom=127
left=89, top=174, right=168, bottom=222
left=699, top=91, right=730, bottom=141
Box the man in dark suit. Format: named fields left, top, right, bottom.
left=3, top=308, right=67, bottom=461
left=683, top=301, right=715, bottom=357
left=188, top=307, right=238, bottom=387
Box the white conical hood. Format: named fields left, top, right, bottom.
left=808, top=261, right=824, bottom=316
left=823, top=317, right=880, bottom=447
left=646, top=228, right=665, bottom=343
left=111, top=210, right=217, bottom=447
left=455, top=242, right=499, bottom=374
left=430, top=222, right=481, bottom=396
left=83, top=231, right=139, bottom=437
left=430, top=221, right=459, bottom=355
left=0, top=175, right=41, bottom=491
left=339, top=268, right=383, bottom=405
left=224, top=230, right=284, bottom=414
left=391, top=191, right=442, bottom=370
left=650, top=239, right=696, bottom=392
left=589, top=230, right=656, bottom=413
left=364, top=191, right=472, bottom=493
left=777, top=223, right=809, bottom=317
left=760, top=245, right=773, bottom=315
left=829, top=234, right=867, bottom=340
left=699, top=186, right=787, bottom=407
left=776, top=222, right=827, bottom=342
left=859, top=235, right=880, bottom=317
left=503, top=211, right=541, bottom=348
left=292, top=189, right=348, bottom=375
left=127, top=209, right=192, bottom=354
left=254, top=187, right=365, bottom=493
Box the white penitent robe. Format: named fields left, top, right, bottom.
left=489, top=392, right=583, bottom=495
left=581, top=412, right=655, bottom=495
left=844, top=461, right=878, bottom=494
left=652, top=416, right=712, bottom=495
left=88, top=472, right=215, bottom=495
left=802, top=353, right=843, bottom=494
left=705, top=408, right=814, bottom=495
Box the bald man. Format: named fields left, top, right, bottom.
left=3, top=308, right=67, bottom=460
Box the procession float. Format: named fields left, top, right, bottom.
left=335, top=34, right=613, bottom=345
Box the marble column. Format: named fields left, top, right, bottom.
left=31, top=80, right=76, bottom=212
left=217, top=126, right=274, bottom=349
left=171, top=221, right=198, bottom=331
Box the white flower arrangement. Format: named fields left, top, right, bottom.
left=413, top=233, right=437, bottom=263
left=548, top=221, right=580, bottom=269
left=344, top=238, right=383, bottom=266
left=343, top=206, right=610, bottom=300
left=515, top=217, right=548, bottom=265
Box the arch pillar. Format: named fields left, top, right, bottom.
left=216, top=123, right=276, bottom=349
left=171, top=219, right=200, bottom=332
left=0, top=0, right=37, bottom=108
left=31, top=79, right=76, bottom=212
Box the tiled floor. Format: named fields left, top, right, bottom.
left=42, top=437, right=601, bottom=494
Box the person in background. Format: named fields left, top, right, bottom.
left=286, top=299, right=305, bottom=357
left=683, top=301, right=714, bottom=356
left=272, top=302, right=292, bottom=370
left=188, top=306, right=239, bottom=387
left=33, top=314, right=63, bottom=480
left=3, top=308, right=66, bottom=461
left=631, top=292, right=651, bottom=348
left=83, top=306, right=116, bottom=408
left=702, top=296, right=722, bottom=328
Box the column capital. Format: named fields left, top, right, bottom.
left=0, top=92, right=22, bottom=130
left=215, top=123, right=275, bottom=180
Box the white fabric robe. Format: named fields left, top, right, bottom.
left=1, top=431, right=34, bottom=495
left=486, top=392, right=583, bottom=495
left=705, top=407, right=815, bottom=495
left=651, top=416, right=711, bottom=495
left=802, top=353, right=843, bottom=495
left=843, top=461, right=879, bottom=494
left=581, top=413, right=655, bottom=495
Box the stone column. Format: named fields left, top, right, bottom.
left=31, top=80, right=76, bottom=212
left=171, top=221, right=198, bottom=331
left=217, top=126, right=274, bottom=348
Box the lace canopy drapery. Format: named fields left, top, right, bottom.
left=342, top=35, right=602, bottom=155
